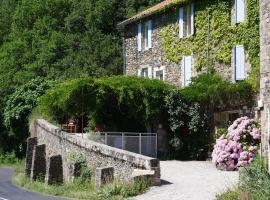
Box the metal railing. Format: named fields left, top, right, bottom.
left=98, top=132, right=157, bottom=158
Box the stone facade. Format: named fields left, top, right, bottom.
left=123, top=1, right=251, bottom=86
left=260, top=0, right=270, bottom=166
left=29, top=119, right=161, bottom=185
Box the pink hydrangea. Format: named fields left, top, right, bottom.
left=212, top=116, right=261, bottom=171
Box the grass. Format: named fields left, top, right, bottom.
left=0, top=152, right=150, bottom=200
left=216, top=157, right=270, bottom=200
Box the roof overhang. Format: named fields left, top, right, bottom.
left=118, top=0, right=186, bottom=28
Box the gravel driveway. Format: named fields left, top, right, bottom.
left=131, top=161, right=239, bottom=200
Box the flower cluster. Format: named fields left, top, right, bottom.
left=212, top=117, right=261, bottom=171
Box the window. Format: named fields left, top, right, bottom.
left=179, top=4, right=194, bottom=38
left=234, top=45, right=245, bottom=81
left=138, top=66, right=152, bottom=78
left=154, top=66, right=165, bottom=81
left=235, top=0, right=245, bottom=23
left=182, top=56, right=193, bottom=87
left=137, top=23, right=142, bottom=51
left=144, top=20, right=152, bottom=50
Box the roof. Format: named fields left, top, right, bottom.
left=118, top=0, right=186, bottom=27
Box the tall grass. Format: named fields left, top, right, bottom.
left=216, top=157, right=270, bottom=200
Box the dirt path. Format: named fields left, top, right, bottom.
left=131, top=161, right=239, bottom=200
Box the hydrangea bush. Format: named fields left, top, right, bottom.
left=212, top=116, right=261, bottom=171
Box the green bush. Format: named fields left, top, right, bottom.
left=3, top=77, right=55, bottom=157
left=180, top=73, right=254, bottom=109
left=37, top=76, right=173, bottom=132
left=0, top=151, right=18, bottom=164
left=216, top=157, right=270, bottom=200
left=97, top=177, right=150, bottom=199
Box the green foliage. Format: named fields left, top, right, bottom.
left=37, top=76, right=173, bottom=132
left=97, top=178, right=150, bottom=199
left=240, top=157, right=270, bottom=200
left=180, top=73, right=254, bottom=109
left=68, top=153, right=92, bottom=183
left=165, top=90, right=210, bottom=159
left=216, top=157, right=270, bottom=200
left=0, top=151, right=19, bottom=164
left=161, top=0, right=259, bottom=90
left=3, top=78, right=54, bottom=157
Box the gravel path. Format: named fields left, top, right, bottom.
left=131, top=161, right=239, bottom=200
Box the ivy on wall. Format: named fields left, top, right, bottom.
left=160, top=0, right=259, bottom=90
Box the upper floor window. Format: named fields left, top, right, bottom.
left=144, top=20, right=152, bottom=50
left=138, top=66, right=152, bottom=78
left=182, top=56, right=193, bottom=87
left=137, top=23, right=142, bottom=51
left=179, top=4, right=194, bottom=38
left=235, top=0, right=246, bottom=23
left=233, top=45, right=246, bottom=81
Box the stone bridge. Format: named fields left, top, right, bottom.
left=25, top=119, right=160, bottom=186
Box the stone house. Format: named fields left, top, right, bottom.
left=260, top=0, right=270, bottom=169
left=118, top=0, right=258, bottom=129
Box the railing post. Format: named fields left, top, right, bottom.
left=122, top=133, right=124, bottom=150
left=105, top=133, right=107, bottom=145
left=155, top=133, right=158, bottom=158
left=139, top=133, right=142, bottom=155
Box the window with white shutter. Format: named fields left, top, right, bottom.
left=179, top=4, right=195, bottom=38
left=236, top=0, right=245, bottom=23
left=144, top=20, right=152, bottom=50
left=154, top=66, right=165, bottom=81
left=137, top=23, right=142, bottom=51
left=148, top=66, right=152, bottom=79
left=182, top=56, right=193, bottom=87
left=137, top=69, right=142, bottom=77
left=234, top=45, right=245, bottom=80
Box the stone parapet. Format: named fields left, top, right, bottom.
left=31, top=119, right=161, bottom=185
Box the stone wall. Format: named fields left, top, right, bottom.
left=260, top=0, right=270, bottom=165
left=30, top=119, right=160, bottom=185
left=125, top=13, right=182, bottom=85
left=124, top=2, right=251, bottom=86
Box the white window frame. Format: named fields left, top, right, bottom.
left=234, top=45, right=246, bottom=81
left=154, top=66, right=166, bottom=81
left=235, top=0, right=246, bottom=24
left=139, top=65, right=152, bottom=79
left=179, top=4, right=195, bottom=38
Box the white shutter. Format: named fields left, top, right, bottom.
left=137, top=23, right=142, bottom=51
left=235, top=45, right=245, bottom=80
left=179, top=7, right=184, bottom=38
left=148, top=66, right=152, bottom=79
left=137, top=69, right=142, bottom=77
left=236, top=0, right=245, bottom=23
left=182, top=57, right=185, bottom=87
left=148, top=20, right=152, bottom=48
left=191, top=4, right=195, bottom=35
left=184, top=56, right=192, bottom=86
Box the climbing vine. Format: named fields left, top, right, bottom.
left=160, top=0, right=259, bottom=90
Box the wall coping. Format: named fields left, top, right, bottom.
left=35, top=119, right=159, bottom=170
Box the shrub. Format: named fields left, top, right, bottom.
left=165, top=90, right=211, bottom=160
left=37, top=76, right=173, bottom=132
left=212, top=116, right=261, bottom=171
left=0, top=151, right=18, bottom=164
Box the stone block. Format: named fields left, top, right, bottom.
left=46, top=155, right=63, bottom=185
left=30, top=144, right=46, bottom=182
left=68, top=162, right=82, bottom=182
left=25, top=137, right=37, bottom=177
left=95, top=167, right=114, bottom=187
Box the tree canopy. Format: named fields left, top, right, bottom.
left=0, top=0, right=163, bottom=155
